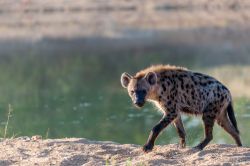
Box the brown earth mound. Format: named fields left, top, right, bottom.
left=0, top=137, right=249, bottom=166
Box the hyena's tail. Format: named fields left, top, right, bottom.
left=227, top=102, right=240, bottom=134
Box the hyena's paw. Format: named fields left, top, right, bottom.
left=142, top=143, right=154, bottom=153
left=192, top=145, right=203, bottom=151
left=178, top=141, right=186, bottom=149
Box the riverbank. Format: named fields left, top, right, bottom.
left=0, top=137, right=249, bottom=166
left=1, top=0, right=250, bottom=40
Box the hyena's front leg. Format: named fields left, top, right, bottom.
left=173, top=115, right=186, bottom=148
left=143, top=111, right=177, bottom=152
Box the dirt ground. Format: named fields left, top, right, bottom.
left=0, top=137, right=249, bottom=166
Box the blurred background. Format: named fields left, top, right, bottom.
left=0, top=0, right=250, bottom=147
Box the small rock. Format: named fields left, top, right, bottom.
left=31, top=135, right=42, bottom=141
left=17, top=136, right=31, bottom=141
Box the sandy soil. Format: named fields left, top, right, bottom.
left=0, top=137, right=249, bottom=166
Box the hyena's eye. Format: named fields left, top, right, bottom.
left=130, top=90, right=135, bottom=95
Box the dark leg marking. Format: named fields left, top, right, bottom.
left=217, top=109, right=242, bottom=146
left=173, top=115, right=186, bottom=148
left=143, top=112, right=177, bottom=152
left=194, top=113, right=215, bottom=150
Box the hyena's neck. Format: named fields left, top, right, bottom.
left=147, top=84, right=164, bottom=102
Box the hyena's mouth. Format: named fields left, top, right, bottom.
left=134, top=101, right=145, bottom=108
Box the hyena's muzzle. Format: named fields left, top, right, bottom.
left=133, top=90, right=147, bottom=107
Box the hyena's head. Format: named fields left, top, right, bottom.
left=121, top=72, right=157, bottom=108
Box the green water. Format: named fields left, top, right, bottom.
left=0, top=50, right=249, bottom=147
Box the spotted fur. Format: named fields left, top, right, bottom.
left=121, top=65, right=242, bottom=152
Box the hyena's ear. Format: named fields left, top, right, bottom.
left=121, top=72, right=132, bottom=88
left=145, top=72, right=157, bottom=85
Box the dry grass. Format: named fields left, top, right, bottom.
left=0, top=0, right=250, bottom=39
left=3, top=104, right=13, bottom=138
left=204, top=65, right=250, bottom=98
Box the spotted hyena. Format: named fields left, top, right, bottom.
left=121, top=65, right=242, bottom=152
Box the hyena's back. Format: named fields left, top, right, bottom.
left=142, top=66, right=233, bottom=116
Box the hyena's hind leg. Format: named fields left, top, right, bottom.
left=173, top=115, right=186, bottom=148
left=217, top=102, right=242, bottom=146
left=194, top=109, right=216, bottom=150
